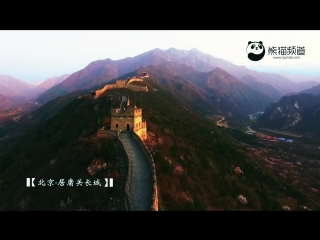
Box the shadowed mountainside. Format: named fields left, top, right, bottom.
left=255, top=93, right=320, bottom=137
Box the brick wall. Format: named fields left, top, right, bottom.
left=127, top=78, right=143, bottom=85
left=110, top=118, right=133, bottom=131
left=131, top=132, right=158, bottom=211
left=95, top=78, right=148, bottom=98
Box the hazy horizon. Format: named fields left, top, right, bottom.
left=1, top=30, right=320, bottom=85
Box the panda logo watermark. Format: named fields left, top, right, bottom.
left=247, top=41, right=265, bottom=61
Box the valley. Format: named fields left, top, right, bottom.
left=0, top=103, right=40, bottom=153
left=257, top=128, right=303, bottom=138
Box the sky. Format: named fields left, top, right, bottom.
left=1, top=30, right=320, bottom=85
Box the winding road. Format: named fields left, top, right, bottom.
left=119, top=132, right=153, bottom=211
left=247, top=126, right=255, bottom=133
left=13, top=114, right=23, bottom=123
left=216, top=117, right=225, bottom=127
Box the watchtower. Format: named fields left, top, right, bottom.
left=110, top=95, right=147, bottom=140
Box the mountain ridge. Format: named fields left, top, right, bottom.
left=35, top=48, right=300, bottom=104
left=300, top=83, right=320, bottom=95
left=0, top=75, right=36, bottom=96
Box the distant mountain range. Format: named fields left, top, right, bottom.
left=300, top=83, right=320, bottom=95
left=35, top=48, right=319, bottom=105
left=255, top=93, right=320, bottom=137
left=0, top=75, right=36, bottom=96
left=176, top=66, right=273, bottom=115
left=247, top=64, right=320, bottom=80
left=280, top=74, right=320, bottom=83
left=283, top=82, right=320, bottom=97
left=0, top=74, right=70, bottom=98
left=2, top=47, right=320, bottom=128
left=37, top=74, right=71, bottom=90
left=104, top=63, right=273, bottom=123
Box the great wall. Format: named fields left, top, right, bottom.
left=96, top=72, right=158, bottom=211
left=95, top=73, right=149, bottom=98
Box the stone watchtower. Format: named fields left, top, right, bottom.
left=110, top=95, right=147, bottom=140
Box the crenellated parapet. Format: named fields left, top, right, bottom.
left=111, top=107, right=143, bottom=117
left=133, top=108, right=142, bottom=117
left=111, top=108, right=134, bottom=117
